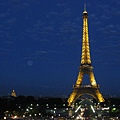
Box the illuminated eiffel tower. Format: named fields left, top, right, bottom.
left=67, top=6, right=105, bottom=106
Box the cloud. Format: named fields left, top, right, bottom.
left=36, top=50, right=48, bottom=55
left=42, top=26, right=54, bottom=32
left=57, top=3, right=67, bottom=7
left=6, top=18, right=16, bottom=24
left=113, top=10, right=120, bottom=16
left=106, top=24, right=114, bottom=29
left=93, top=39, right=120, bottom=66
left=92, top=21, right=101, bottom=26
left=96, top=4, right=109, bottom=10
left=59, top=21, right=79, bottom=34
left=49, top=11, right=60, bottom=16
left=90, top=14, right=96, bottom=19
left=0, top=48, right=11, bottom=56
left=0, top=13, right=6, bottom=18
left=101, top=15, right=110, bottom=20
left=96, top=24, right=120, bottom=40
left=60, top=8, right=71, bottom=17
left=49, top=50, right=62, bottom=54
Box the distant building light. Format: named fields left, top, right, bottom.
left=11, top=90, right=17, bottom=97
left=102, top=107, right=109, bottom=110
left=112, top=108, right=116, bottom=111
left=37, top=104, right=39, bottom=106
left=63, top=104, right=65, bottom=106
left=104, top=104, right=106, bottom=106
left=63, top=110, right=65, bottom=112
left=12, top=116, right=17, bottom=119
left=4, top=117, right=6, bottom=120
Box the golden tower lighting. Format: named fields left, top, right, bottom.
left=67, top=6, right=105, bottom=106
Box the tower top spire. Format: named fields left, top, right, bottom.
left=84, top=3, right=86, bottom=11
left=83, top=3, right=88, bottom=16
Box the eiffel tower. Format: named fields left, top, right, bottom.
left=67, top=6, right=105, bottom=106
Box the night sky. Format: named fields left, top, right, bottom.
left=0, top=0, right=120, bottom=97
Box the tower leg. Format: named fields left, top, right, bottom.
left=76, top=72, right=83, bottom=85
left=89, top=72, right=97, bottom=87
left=95, top=90, right=105, bottom=102
left=68, top=89, right=78, bottom=106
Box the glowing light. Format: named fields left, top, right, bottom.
left=102, top=107, right=109, bottom=110
left=12, top=116, right=17, bottom=119
left=112, top=108, right=116, bottom=111
left=90, top=105, right=95, bottom=113
left=37, top=104, right=39, bottom=106
left=75, top=105, right=81, bottom=113
left=4, top=117, right=6, bottom=120
left=63, top=104, right=65, bottom=106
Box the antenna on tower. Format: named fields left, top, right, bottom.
left=84, top=3, right=86, bottom=11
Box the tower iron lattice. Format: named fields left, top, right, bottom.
left=67, top=7, right=105, bottom=106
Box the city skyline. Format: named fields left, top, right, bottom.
left=0, top=0, right=120, bottom=96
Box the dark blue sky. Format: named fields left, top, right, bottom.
left=0, top=0, right=120, bottom=97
